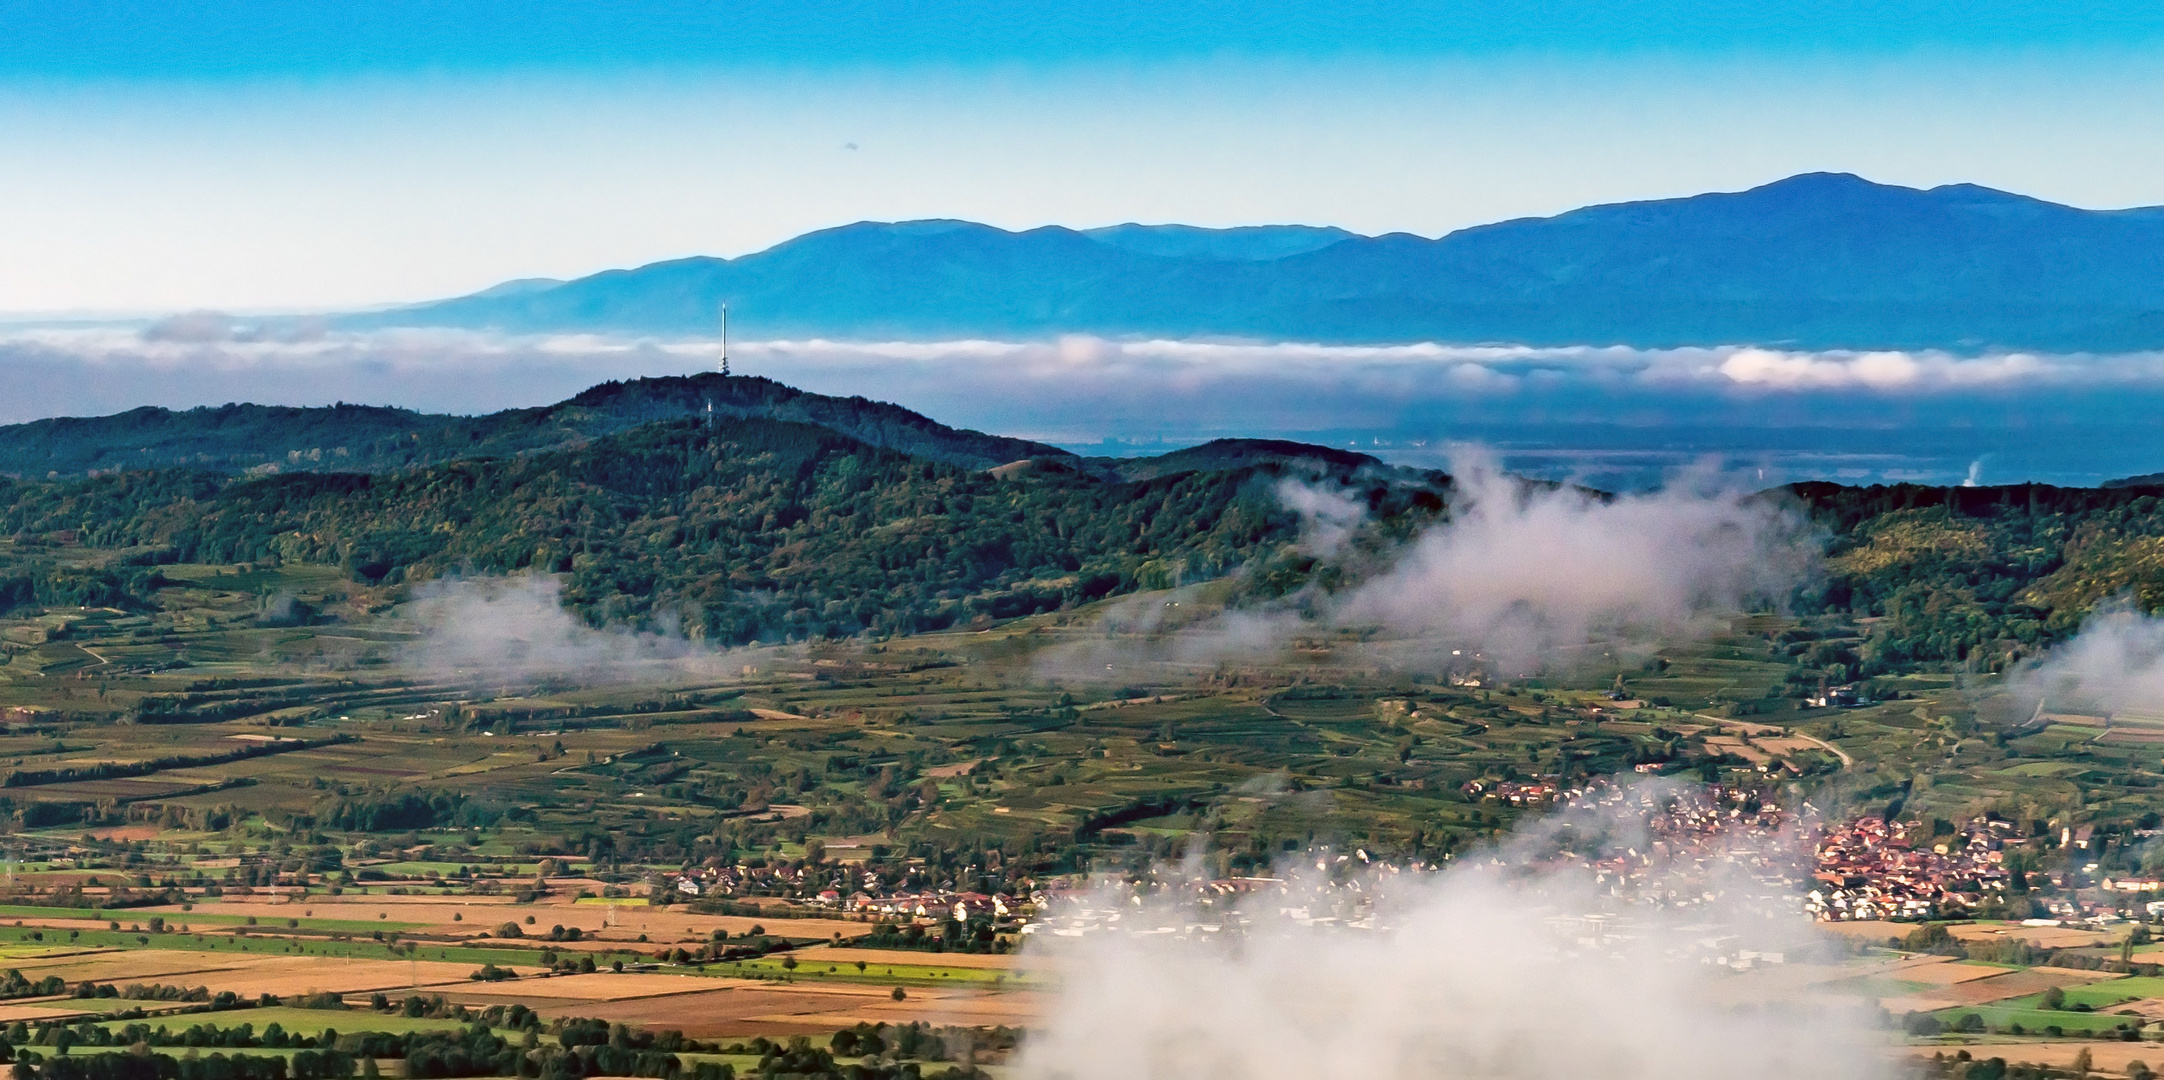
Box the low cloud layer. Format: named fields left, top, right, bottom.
left=2007, top=601, right=2164, bottom=717
left=1018, top=784, right=1882, bottom=1080
left=397, top=575, right=729, bottom=686
left=4, top=323, right=2164, bottom=421
left=8, top=323, right=2164, bottom=485
left=0, top=324, right=703, bottom=421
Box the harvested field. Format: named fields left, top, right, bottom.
left=731, top=989, right=1045, bottom=1035
left=1700, top=736, right=1768, bottom=764
left=529, top=980, right=1036, bottom=1038
left=82, top=827, right=163, bottom=842
left=1754, top=737, right=1824, bottom=756
left=203, top=956, right=508, bottom=997
left=1729, top=961, right=1921, bottom=1001
left=25, top=779, right=207, bottom=800
left=6, top=950, right=529, bottom=998
left=158, top=898, right=877, bottom=944
left=2096, top=731, right=2164, bottom=745
left=430, top=972, right=719, bottom=1001
left=653, top=915, right=875, bottom=941
left=792, top=947, right=1019, bottom=971
left=1813, top=921, right=1910, bottom=941
left=0, top=1002, right=101, bottom=1022
left=1930, top=967, right=2119, bottom=1007
left=1880, top=994, right=1960, bottom=1013
left=2114, top=997, right=2164, bottom=1020
left=167, top=899, right=522, bottom=923
left=818, top=988, right=1042, bottom=1027
left=5, top=950, right=258, bottom=982
left=1947, top=923, right=2117, bottom=950
left=1888, top=958, right=2015, bottom=986
left=1903, top=1041, right=2160, bottom=1077
left=0, top=916, right=216, bottom=935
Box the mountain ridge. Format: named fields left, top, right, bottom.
left=351, top=173, right=2164, bottom=351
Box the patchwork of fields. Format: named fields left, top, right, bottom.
left=1, top=557, right=2163, bottom=1076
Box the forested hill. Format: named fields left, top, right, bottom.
left=0, top=415, right=1439, bottom=644
left=1788, top=480, right=2164, bottom=675
left=5, top=378, right=2164, bottom=665
left=0, top=374, right=1070, bottom=479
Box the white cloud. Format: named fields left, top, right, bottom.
left=1021, top=786, right=1886, bottom=1080
left=397, top=575, right=735, bottom=686
left=0, top=324, right=711, bottom=421
left=1042, top=456, right=1819, bottom=679
left=2006, top=600, right=2164, bottom=717
left=1712, top=347, right=2051, bottom=389
left=1327, top=453, right=1815, bottom=669
left=1, top=323, right=2161, bottom=425
left=1, top=325, right=2163, bottom=492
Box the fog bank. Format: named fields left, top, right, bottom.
left=1018, top=783, right=1883, bottom=1080
left=397, top=575, right=729, bottom=686
left=2007, top=600, right=2164, bottom=717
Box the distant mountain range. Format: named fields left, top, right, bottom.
left=351, top=173, right=2164, bottom=351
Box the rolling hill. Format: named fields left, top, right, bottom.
left=5, top=375, right=2164, bottom=672
left=0, top=374, right=1075, bottom=480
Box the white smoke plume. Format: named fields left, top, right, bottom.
left=396, top=575, right=732, bottom=686
left=2006, top=600, right=2164, bottom=717
left=1017, top=784, right=1884, bottom=1080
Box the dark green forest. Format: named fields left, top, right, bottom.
left=0, top=415, right=1426, bottom=645
left=2, top=377, right=2164, bottom=670
left=0, top=375, right=1065, bottom=479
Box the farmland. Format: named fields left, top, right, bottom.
left=3, top=498, right=2164, bottom=1078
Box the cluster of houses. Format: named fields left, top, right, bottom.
left=664, top=863, right=1024, bottom=924
left=643, top=796, right=2156, bottom=936
left=1546, top=781, right=1808, bottom=915
left=1462, top=778, right=1562, bottom=806
left=1806, top=814, right=2014, bottom=921
left=1020, top=780, right=1817, bottom=939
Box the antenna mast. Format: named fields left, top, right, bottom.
left=718, top=302, right=730, bottom=377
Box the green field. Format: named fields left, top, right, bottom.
left=90, top=1007, right=501, bottom=1039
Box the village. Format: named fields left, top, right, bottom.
left=649, top=779, right=2107, bottom=942
left=667, top=859, right=1025, bottom=926
left=1807, top=812, right=2164, bottom=926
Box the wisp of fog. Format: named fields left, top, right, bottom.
left=2006, top=599, right=2164, bottom=716
left=1329, top=451, right=1815, bottom=670
left=1016, top=782, right=1884, bottom=1080
left=1049, top=453, right=1816, bottom=678
left=398, top=574, right=726, bottom=685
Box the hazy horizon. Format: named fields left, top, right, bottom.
left=4, top=324, right=2163, bottom=489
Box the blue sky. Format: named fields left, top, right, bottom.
left=10, top=1, right=2163, bottom=70
left=5, top=2, right=2164, bottom=310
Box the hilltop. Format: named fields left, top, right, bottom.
left=0, top=374, right=1073, bottom=479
